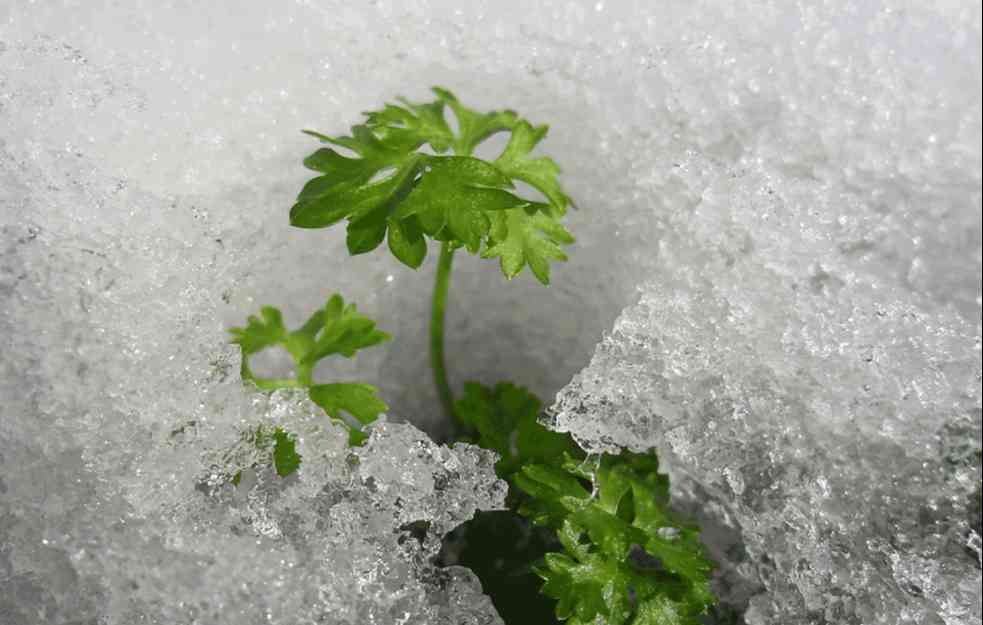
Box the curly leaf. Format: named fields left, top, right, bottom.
left=455, top=382, right=584, bottom=480
left=291, top=87, right=575, bottom=282
left=482, top=205, right=575, bottom=285
left=433, top=87, right=518, bottom=156
left=308, top=382, right=387, bottom=426
left=516, top=452, right=716, bottom=624
left=395, top=156, right=526, bottom=252
left=229, top=293, right=390, bottom=448
left=230, top=306, right=288, bottom=356
left=301, top=294, right=391, bottom=364
left=291, top=125, right=427, bottom=262
left=363, top=94, right=455, bottom=153
left=494, top=120, right=571, bottom=216
left=271, top=428, right=301, bottom=477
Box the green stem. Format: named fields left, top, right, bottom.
left=296, top=362, right=314, bottom=387
left=431, top=240, right=456, bottom=422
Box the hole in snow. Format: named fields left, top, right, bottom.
left=437, top=510, right=562, bottom=625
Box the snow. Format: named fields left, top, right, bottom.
left=1, top=0, right=980, bottom=623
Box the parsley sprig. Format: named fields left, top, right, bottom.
left=290, top=87, right=574, bottom=423
left=223, top=88, right=716, bottom=624
left=518, top=453, right=716, bottom=624
left=290, top=87, right=573, bottom=283
left=230, top=293, right=389, bottom=448
left=455, top=382, right=715, bottom=624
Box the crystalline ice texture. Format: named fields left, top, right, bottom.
left=2, top=384, right=506, bottom=625
left=548, top=150, right=982, bottom=623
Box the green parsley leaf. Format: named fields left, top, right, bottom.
left=290, top=125, right=426, bottom=261
left=516, top=452, right=716, bottom=625
left=494, top=120, right=570, bottom=216
left=363, top=94, right=455, bottom=153
left=230, top=426, right=302, bottom=483
left=482, top=205, right=575, bottom=284
left=270, top=428, right=301, bottom=477
left=455, top=382, right=583, bottom=480
left=230, top=293, right=390, bottom=388
left=432, top=87, right=518, bottom=157
left=386, top=214, right=428, bottom=268
left=229, top=306, right=288, bottom=356
left=229, top=293, right=389, bottom=445
left=396, top=157, right=526, bottom=253
left=291, top=87, right=575, bottom=282
left=308, top=382, right=387, bottom=426
left=301, top=294, right=391, bottom=364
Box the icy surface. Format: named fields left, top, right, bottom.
left=543, top=7, right=983, bottom=624
left=2, top=381, right=507, bottom=624
left=1, top=0, right=981, bottom=623
left=551, top=254, right=982, bottom=624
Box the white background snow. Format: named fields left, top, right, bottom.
left=1, top=1, right=980, bottom=624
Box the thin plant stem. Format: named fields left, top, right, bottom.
left=431, top=240, right=456, bottom=422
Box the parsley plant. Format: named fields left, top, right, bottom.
left=230, top=293, right=389, bottom=448
left=290, top=87, right=573, bottom=422
left=229, top=88, right=716, bottom=624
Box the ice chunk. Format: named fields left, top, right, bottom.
left=1, top=385, right=506, bottom=625
left=549, top=152, right=982, bottom=623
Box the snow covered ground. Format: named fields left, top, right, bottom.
left=1, top=1, right=980, bottom=623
